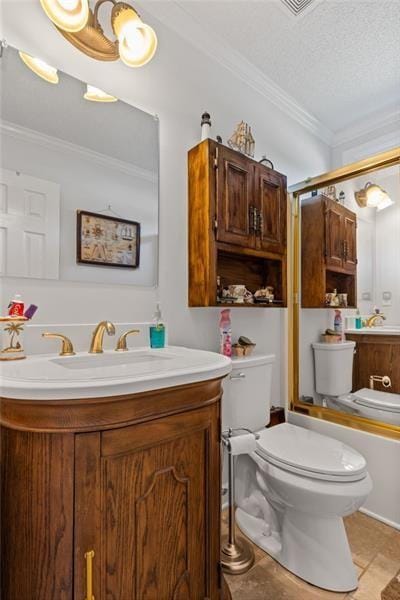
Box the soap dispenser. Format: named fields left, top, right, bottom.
left=150, top=303, right=166, bottom=348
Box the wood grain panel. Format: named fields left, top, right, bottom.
left=74, top=433, right=101, bottom=600
left=1, top=428, right=74, bottom=600
left=217, top=146, right=254, bottom=249
left=188, top=139, right=287, bottom=307
left=301, top=195, right=357, bottom=308
left=101, top=413, right=211, bottom=599
left=325, top=203, right=343, bottom=270
left=0, top=378, right=222, bottom=433
left=188, top=139, right=217, bottom=306
left=255, top=166, right=287, bottom=255
left=347, top=334, right=400, bottom=393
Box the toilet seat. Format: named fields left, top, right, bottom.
left=353, top=388, right=400, bottom=413
left=255, top=423, right=368, bottom=483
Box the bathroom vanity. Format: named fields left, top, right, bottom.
left=346, top=331, right=400, bottom=394
left=0, top=347, right=231, bottom=600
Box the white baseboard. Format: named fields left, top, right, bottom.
left=359, top=507, right=400, bottom=531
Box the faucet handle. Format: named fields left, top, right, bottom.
left=115, top=329, right=140, bottom=352
left=42, top=332, right=75, bottom=356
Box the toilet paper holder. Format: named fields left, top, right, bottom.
left=221, top=428, right=258, bottom=575
left=222, top=427, right=260, bottom=446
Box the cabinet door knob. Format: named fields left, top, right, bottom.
left=84, top=550, right=95, bottom=600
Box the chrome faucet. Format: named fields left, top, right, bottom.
left=366, top=313, right=386, bottom=328
left=89, top=321, right=115, bottom=354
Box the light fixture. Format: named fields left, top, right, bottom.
left=354, top=182, right=393, bottom=211
left=40, top=0, right=89, bottom=33
left=84, top=84, right=118, bottom=102
left=18, top=51, right=59, bottom=84
left=41, top=0, right=157, bottom=67
left=112, top=3, right=157, bottom=67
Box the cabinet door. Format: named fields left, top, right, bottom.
left=74, top=406, right=221, bottom=600
left=351, top=338, right=400, bottom=394
left=216, top=145, right=255, bottom=248
left=254, top=166, right=286, bottom=254
left=325, top=203, right=344, bottom=269
left=343, top=213, right=357, bottom=272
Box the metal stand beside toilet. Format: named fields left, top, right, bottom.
left=221, top=428, right=259, bottom=575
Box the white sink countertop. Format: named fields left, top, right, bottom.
left=345, top=326, right=400, bottom=336
left=0, top=346, right=232, bottom=400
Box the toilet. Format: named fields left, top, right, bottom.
left=313, top=341, right=400, bottom=426
left=222, top=354, right=372, bottom=592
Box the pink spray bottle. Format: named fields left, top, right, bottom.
left=219, top=309, right=232, bottom=357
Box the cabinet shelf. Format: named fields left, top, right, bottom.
left=188, top=139, right=287, bottom=307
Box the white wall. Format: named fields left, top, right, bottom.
left=0, top=4, right=331, bottom=406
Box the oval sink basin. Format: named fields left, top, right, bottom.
left=0, top=346, right=232, bottom=400
left=346, top=326, right=400, bottom=335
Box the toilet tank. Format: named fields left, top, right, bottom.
left=222, top=354, right=275, bottom=432
left=312, top=341, right=355, bottom=396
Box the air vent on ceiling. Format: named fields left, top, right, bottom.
left=281, top=0, right=317, bottom=16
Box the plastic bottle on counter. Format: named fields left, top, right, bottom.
left=219, top=309, right=232, bottom=357
left=8, top=294, right=24, bottom=317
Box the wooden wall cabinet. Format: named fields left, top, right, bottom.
left=301, top=194, right=357, bottom=308
left=346, top=333, right=400, bottom=394
left=189, top=140, right=287, bottom=307
left=1, top=380, right=228, bottom=600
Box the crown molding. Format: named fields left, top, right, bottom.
left=0, top=120, right=158, bottom=183
left=138, top=1, right=333, bottom=145
left=333, top=106, right=400, bottom=148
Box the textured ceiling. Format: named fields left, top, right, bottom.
left=167, top=0, right=400, bottom=132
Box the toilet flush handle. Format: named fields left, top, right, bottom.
left=230, top=372, right=246, bottom=380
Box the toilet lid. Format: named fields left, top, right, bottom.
left=255, top=423, right=367, bottom=482
left=353, top=388, right=400, bottom=413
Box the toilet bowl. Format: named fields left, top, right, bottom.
left=326, top=388, right=400, bottom=426
left=223, top=354, right=372, bottom=592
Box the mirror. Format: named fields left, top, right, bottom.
left=0, top=46, right=159, bottom=287
left=290, top=149, right=400, bottom=438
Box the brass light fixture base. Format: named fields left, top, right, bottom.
left=57, top=8, right=119, bottom=61
left=221, top=534, right=255, bottom=575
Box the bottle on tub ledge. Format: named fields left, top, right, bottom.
left=219, top=309, right=232, bottom=357
left=149, top=303, right=166, bottom=349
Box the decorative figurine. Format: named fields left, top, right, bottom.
left=254, top=286, right=274, bottom=304
left=322, top=185, right=337, bottom=201
left=228, top=121, right=255, bottom=157
left=201, top=111, right=212, bottom=141
left=338, top=190, right=346, bottom=205
left=0, top=316, right=27, bottom=361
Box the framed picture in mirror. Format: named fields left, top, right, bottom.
left=77, top=210, right=140, bottom=268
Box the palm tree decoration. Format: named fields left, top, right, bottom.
left=3, top=321, right=24, bottom=352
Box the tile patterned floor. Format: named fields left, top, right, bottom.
left=222, top=511, right=400, bottom=600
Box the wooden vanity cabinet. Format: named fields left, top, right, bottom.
left=189, top=139, right=287, bottom=307
left=346, top=333, right=400, bottom=394
left=301, top=194, right=357, bottom=308
left=1, top=380, right=228, bottom=600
